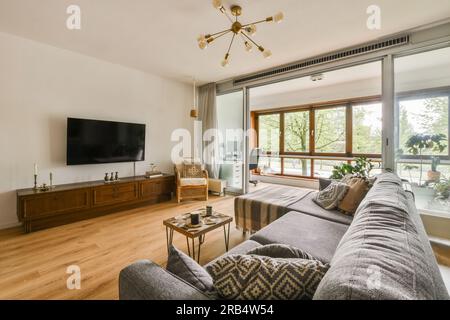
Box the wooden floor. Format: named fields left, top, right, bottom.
left=0, top=193, right=251, bottom=299
left=1, top=183, right=449, bottom=299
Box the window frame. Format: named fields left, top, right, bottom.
left=396, top=87, right=450, bottom=161
left=254, top=95, right=382, bottom=179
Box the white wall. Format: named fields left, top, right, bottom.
left=0, top=32, right=193, bottom=229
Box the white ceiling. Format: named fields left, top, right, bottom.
left=1, top=0, right=449, bottom=84
left=250, top=47, right=450, bottom=98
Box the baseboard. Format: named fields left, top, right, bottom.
left=0, top=221, right=21, bottom=230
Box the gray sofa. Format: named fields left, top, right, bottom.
left=119, top=173, right=449, bottom=300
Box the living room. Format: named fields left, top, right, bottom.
left=1, top=0, right=450, bottom=307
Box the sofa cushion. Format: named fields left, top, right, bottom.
left=338, top=177, right=369, bottom=215
left=314, top=173, right=450, bottom=300
left=179, top=178, right=207, bottom=186
left=250, top=211, right=349, bottom=263
left=166, top=245, right=215, bottom=294
left=247, top=243, right=316, bottom=260
left=313, top=182, right=349, bottom=210
left=287, top=192, right=353, bottom=225
left=206, top=254, right=329, bottom=300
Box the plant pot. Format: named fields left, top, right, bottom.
left=427, top=170, right=441, bottom=182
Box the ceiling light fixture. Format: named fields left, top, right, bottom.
left=198, top=1, right=283, bottom=67
left=310, top=74, right=324, bottom=82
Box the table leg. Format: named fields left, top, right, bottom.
left=165, top=226, right=169, bottom=254
left=197, top=237, right=201, bottom=263
left=223, top=223, right=231, bottom=252
left=186, top=237, right=191, bottom=257
left=191, top=237, right=195, bottom=262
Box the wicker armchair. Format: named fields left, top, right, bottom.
left=174, top=163, right=209, bottom=203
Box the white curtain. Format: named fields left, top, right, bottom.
left=198, top=83, right=219, bottom=179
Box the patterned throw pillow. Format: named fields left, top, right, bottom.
left=182, top=163, right=203, bottom=178
left=206, top=254, right=329, bottom=300
left=313, top=182, right=349, bottom=210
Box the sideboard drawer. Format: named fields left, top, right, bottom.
left=93, top=183, right=138, bottom=207
left=22, top=189, right=90, bottom=219
left=140, top=178, right=174, bottom=199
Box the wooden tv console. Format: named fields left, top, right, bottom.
left=16, top=174, right=175, bottom=233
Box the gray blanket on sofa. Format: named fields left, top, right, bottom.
left=234, top=185, right=313, bottom=233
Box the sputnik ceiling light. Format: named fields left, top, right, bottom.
left=198, top=0, right=284, bottom=67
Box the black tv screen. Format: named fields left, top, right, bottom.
left=67, top=118, right=145, bottom=165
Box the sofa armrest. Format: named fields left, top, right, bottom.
left=202, top=169, right=209, bottom=180
left=119, top=260, right=211, bottom=300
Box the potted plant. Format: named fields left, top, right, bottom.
left=404, top=134, right=446, bottom=186
left=330, top=157, right=374, bottom=180
left=434, top=178, right=450, bottom=199
left=428, top=156, right=441, bottom=182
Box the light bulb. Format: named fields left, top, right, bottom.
left=244, top=41, right=253, bottom=52
left=273, top=12, right=284, bottom=23
left=212, top=0, right=222, bottom=9
left=198, top=39, right=207, bottom=50
left=221, top=53, right=230, bottom=67
left=262, top=49, right=272, bottom=59
left=245, top=24, right=257, bottom=36
left=197, top=35, right=208, bottom=50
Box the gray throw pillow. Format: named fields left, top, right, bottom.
left=166, top=245, right=215, bottom=293
left=313, top=182, right=349, bottom=210
left=247, top=243, right=317, bottom=260
left=206, top=254, right=329, bottom=300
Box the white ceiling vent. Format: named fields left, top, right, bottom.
left=233, top=35, right=410, bottom=85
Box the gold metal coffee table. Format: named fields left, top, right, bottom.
left=163, top=209, right=233, bottom=263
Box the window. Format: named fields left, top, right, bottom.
left=284, top=158, right=311, bottom=176
left=258, top=156, right=281, bottom=174
left=313, top=160, right=347, bottom=178
left=255, top=97, right=382, bottom=179
left=352, top=103, right=382, bottom=154
left=399, top=96, right=449, bottom=156
left=258, top=114, right=280, bottom=153
left=314, top=107, right=346, bottom=153
left=284, top=110, right=309, bottom=153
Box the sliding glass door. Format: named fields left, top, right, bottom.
left=394, top=46, right=450, bottom=216
left=216, top=90, right=246, bottom=194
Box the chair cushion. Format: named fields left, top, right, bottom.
left=287, top=192, right=353, bottom=225
left=183, top=163, right=203, bottom=178
left=206, top=254, right=329, bottom=300
left=180, top=178, right=207, bottom=186
left=250, top=211, right=349, bottom=263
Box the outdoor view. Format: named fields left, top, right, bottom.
left=396, top=96, right=450, bottom=184
left=257, top=103, right=382, bottom=177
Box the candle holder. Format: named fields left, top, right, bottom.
left=33, top=174, right=38, bottom=190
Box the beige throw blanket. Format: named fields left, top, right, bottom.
left=234, top=185, right=313, bottom=233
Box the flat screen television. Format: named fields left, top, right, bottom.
left=67, top=118, right=145, bottom=165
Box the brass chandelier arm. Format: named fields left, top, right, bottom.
left=241, top=32, right=263, bottom=49
left=206, top=29, right=232, bottom=40
left=241, top=17, right=273, bottom=28
left=226, top=33, right=236, bottom=55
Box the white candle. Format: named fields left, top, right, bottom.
left=34, top=163, right=38, bottom=175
